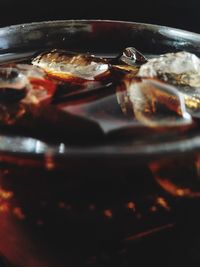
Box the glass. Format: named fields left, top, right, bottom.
left=1, top=20, right=200, bottom=266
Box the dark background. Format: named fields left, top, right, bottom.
left=1, top=1, right=200, bottom=267
left=0, top=0, right=200, bottom=33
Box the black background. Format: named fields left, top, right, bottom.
left=1, top=1, right=200, bottom=267
left=0, top=0, right=200, bottom=33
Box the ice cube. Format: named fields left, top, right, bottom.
left=32, top=49, right=111, bottom=82
left=138, top=51, right=200, bottom=88
left=112, top=47, right=147, bottom=66
left=117, top=76, right=192, bottom=128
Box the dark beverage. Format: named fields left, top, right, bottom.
left=1, top=20, right=200, bottom=267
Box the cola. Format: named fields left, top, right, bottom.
left=1, top=47, right=200, bottom=267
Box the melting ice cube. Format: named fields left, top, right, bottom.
left=138, top=51, right=200, bottom=88
left=117, top=76, right=192, bottom=128
left=32, top=49, right=111, bottom=82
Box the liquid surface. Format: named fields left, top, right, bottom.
left=1, top=49, right=200, bottom=149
